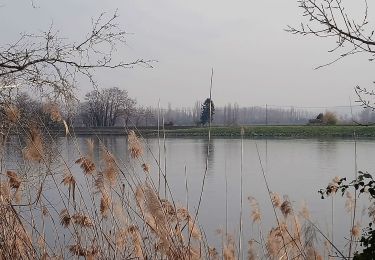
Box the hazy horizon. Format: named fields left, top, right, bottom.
left=1, top=0, right=374, bottom=108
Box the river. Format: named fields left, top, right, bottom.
left=3, top=135, right=374, bottom=256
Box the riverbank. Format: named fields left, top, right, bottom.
left=68, top=125, right=375, bottom=138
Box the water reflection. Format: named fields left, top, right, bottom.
left=2, top=136, right=375, bottom=252
left=201, top=138, right=215, bottom=172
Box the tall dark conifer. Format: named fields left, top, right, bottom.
left=200, top=98, right=215, bottom=126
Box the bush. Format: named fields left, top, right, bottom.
left=323, top=111, right=338, bottom=125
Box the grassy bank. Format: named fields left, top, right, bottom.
left=140, top=125, right=375, bottom=138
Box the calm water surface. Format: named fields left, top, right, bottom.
left=5, top=136, right=374, bottom=251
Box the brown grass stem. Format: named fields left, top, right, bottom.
left=189, top=68, right=213, bottom=247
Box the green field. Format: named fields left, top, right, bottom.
left=140, top=125, right=375, bottom=138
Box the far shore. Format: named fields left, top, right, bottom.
left=52, top=125, right=375, bottom=138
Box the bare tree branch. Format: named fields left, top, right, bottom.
left=0, top=11, right=153, bottom=101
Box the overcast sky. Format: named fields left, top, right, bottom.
left=1, top=0, right=374, bottom=108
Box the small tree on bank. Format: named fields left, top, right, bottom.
left=82, top=87, right=136, bottom=127
left=200, top=98, right=215, bottom=126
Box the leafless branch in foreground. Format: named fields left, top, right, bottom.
left=288, top=0, right=375, bottom=121
left=0, top=11, right=153, bottom=101
left=287, top=0, right=374, bottom=69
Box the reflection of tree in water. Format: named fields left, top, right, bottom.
left=202, top=138, right=215, bottom=172
left=316, top=139, right=339, bottom=166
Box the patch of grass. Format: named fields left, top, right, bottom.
left=142, top=125, right=375, bottom=138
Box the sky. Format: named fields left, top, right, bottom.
left=0, top=0, right=374, bottom=108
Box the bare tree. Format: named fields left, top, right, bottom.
left=133, top=106, right=146, bottom=127
left=83, top=87, right=136, bottom=127
left=144, top=106, right=155, bottom=126
left=287, top=0, right=375, bottom=109
left=0, top=11, right=152, bottom=101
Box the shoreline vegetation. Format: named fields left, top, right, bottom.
left=61, top=125, right=375, bottom=138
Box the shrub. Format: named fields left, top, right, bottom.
left=323, top=111, right=338, bottom=125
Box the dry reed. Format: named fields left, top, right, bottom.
left=280, top=196, right=293, bottom=218
left=248, top=196, right=262, bottom=223
left=5, top=104, right=20, bottom=123
left=101, top=147, right=118, bottom=185
left=43, top=102, right=63, bottom=122
left=270, top=192, right=282, bottom=208
left=75, top=157, right=96, bottom=174
left=23, top=125, right=44, bottom=162
left=128, top=130, right=143, bottom=159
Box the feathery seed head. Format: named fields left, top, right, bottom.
left=248, top=196, right=262, bottom=223
left=280, top=196, right=293, bottom=218
left=270, top=192, right=282, bottom=208
left=142, top=163, right=150, bottom=173
left=43, top=102, right=62, bottom=122
left=5, top=104, right=20, bottom=123
left=59, top=209, right=71, bottom=227
left=6, top=170, right=21, bottom=189
left=128, top=130, right=143, bottom=159
left=75, top=157, right=96, bottom=174
left=351, top=222, right=361, bottom=238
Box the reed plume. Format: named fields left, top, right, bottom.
left=305, top=246, right=323, bottom=260
left=325, top=176, right=341, bottom=196
left=6, top=171, right=21, bottom=189
left=248, top=196, right=262, bottom=223
left=177, top=207, right=189, bottom=221
left=184, top=246, right=201, bottom=260
left=223, top=235, right=236, bottom=260
left=100, top=191, right=111, bottom=218
left=5, top=104, right=20, bottom=123
left=75, top=139, right=96, bottom=174
left=101, top=147, right=118, bottom=185
left=23, top=125, right=44, bottom=162
left=72, top=213, right=94, bottom=227
left=115, top=227, right=128, bottom=251
left=270, top=192, right=282, bottom=208
left=143, top=183, right=167, bottom=231
left=42, top=206, right=49, bottom=216
left=266, top=224, right=285, bottom=258
left=61, top=172, right=76, bottom=201
left=135, top=185, right=146, bottom=214
left=75, top=157, right=96, bottom=174
left=160, top=198, right=176, bottom=222
left=300, top=201, right=310, bottom=220
left=345, top=192, right=355, bottom=213
left=280, top=196, right=293, bottom=218
left=0, top=181, right=10, bottom=201
left=351, top=222, right=361, bottom=238
left=59, top=209, right=71, bottom=227
left=0, top=192, right=35, bottom=259
left=209, top=247, right=219, bottom=260
left=188, top=217, right=202, bottom=240
left=114, top=202, right=128, bottom=226
left=69, top=244, right=86, bottom=256
left=43, top=102, right=62, bottom=122
left=247, top=240, right=257, bottom=260
left=128, top=225, right=144, bottom=260
left=142, top=163, right=150, bottom=173
left=128, top=130, right=143, bottom=159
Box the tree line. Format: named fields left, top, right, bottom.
left=2, top=87, right=369, bottom=128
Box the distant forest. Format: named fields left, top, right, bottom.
left=73, top=101, right=368, bottom=127
left=3, top=90, right=372, bottom=127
